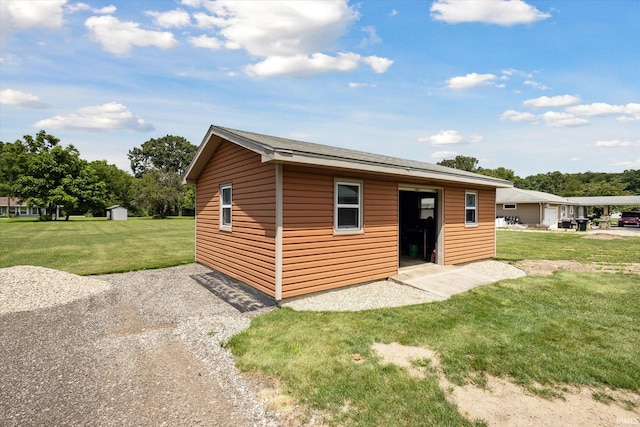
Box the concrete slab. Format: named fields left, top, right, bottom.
left=390, top=260, right=526, bottom=300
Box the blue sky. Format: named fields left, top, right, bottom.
left=1, top=0, right=639, bottom=177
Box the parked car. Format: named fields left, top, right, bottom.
left=618, top=211, right=640, bottom=227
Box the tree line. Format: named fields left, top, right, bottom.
left=437, top=155, right=640, bottom=197
left=0, top=130, right=197, bottom=220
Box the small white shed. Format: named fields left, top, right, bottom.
left=106, top=205, right=128, bottom=221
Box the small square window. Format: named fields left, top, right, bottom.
left=220, top=184, right=232, bottom=230
left=335, top=181, right=362, bottom=232
left=465, top=191, right=478, bottom=226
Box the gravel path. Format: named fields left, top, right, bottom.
left=0, top=264, right=280, bottom=427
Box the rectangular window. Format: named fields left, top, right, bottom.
left=503, top=204, right=516, bottom=210
left=335, top=181, right=362, bottom=232
left=465, top=191, right=478, bottom=226
left=220, top=184, right=232, bottom=230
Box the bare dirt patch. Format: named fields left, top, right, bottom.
left=372, top=342, right=640, bottom=427
left=514, top=259, right=640, bottom=276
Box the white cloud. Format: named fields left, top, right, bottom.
left=146, top=9, right=191, bottom=28
left=389, top=9, right=399, bottom=17
left=613, top=158, right=640, bottom=168
left=421, top=130, right=464, bottom=145
left=362, top=56, right=394, bottom=73
left=431, top=150, right=458, bottom=159
left=85, top=15, right=178, bottom=55
left=245, top=53, right=361, bottom=77
left=524, top=95, right=580, bottom=108
left=431, top=0, right=550, bottom=26
left=34, top=102, right=154, bottom=132
left=468, top=134, right=484, bottom=143
left=524, top=80, right=549, bottom=90
left=0, top=89, right=49, bottom=108
left=66, top=3, right=116, bottom=14
left=564, top=102, right=639, bottom=121
left=542, top=111, right=589, bottom=127
left=595, top=140, right=640, bottom=148
left=1, top=0, right=66, bottom=36
left=359, top=25, right=381, bottom=47
left=447, top=73, right=496, bottom=90
left=566, top=103, right=625, bottom=116
left=500, top=110, right=537, bottom=122
left=183, top=0, right=392, bottom=77
left=349, top=82, right=377, bottom=88
left=189, top=35, right=221, bottom=49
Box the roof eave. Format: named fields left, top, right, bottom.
left=268, top=151, right=512, bottom=188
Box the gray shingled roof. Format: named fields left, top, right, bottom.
left=567, top=195, right=640, bottom=206
left=497, top=187, right=572, bottom=204
left=184, top=125, right=513, bottom=187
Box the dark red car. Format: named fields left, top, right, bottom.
left=618, top=211, right=640, bottom=227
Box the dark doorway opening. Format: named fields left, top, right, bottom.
left=399, top=191, right=437, bottom=267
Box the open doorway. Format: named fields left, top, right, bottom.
left=399, top=190, right=439, bottom=267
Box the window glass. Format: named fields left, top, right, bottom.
left=465, top=191, right=478, bottom=226
left=338, top=184, right=359, bottom=205
left=336, top=182, right=361, bottom=231
left=220, top=184, right=232, bottom=228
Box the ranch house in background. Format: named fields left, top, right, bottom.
left=184, top=125, right=512, bottom=300
left=0, top=197, right=40, bottom=217
left=496, top=187, right=577, bottom=229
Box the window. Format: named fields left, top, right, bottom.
left=503, top=204, right=516, bottom=210
left=335, top=181, right=362, bottom=232
left=465, top=191, right=478, bottom=226
left=220, top=184, right=232, bottom=230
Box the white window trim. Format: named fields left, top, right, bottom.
left=334, top=180, right=363, bottom=234
left=503, top=204, right=517, bottom=210
left=465, top=190, right=478, bottom=227
left=220, top=183, right=232, bottom=231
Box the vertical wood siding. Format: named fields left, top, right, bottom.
left=195, top=140, right=277, bottom=296
left=442, top=186, right=496, bottom=264
left=281, top=166, right=398, bottom=298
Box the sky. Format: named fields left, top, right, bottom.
left=1, top=0, right=639, bottom=178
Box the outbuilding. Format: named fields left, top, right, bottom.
left=106, top=205, right=128, bottom=221
left=184, top=125, right=512, bottom=300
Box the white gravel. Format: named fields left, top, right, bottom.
left=0, top=265, right=111, bottom=314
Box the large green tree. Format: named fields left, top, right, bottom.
left=89, top=160, right=135, bottom=209
left=128, top=135, right=197, bottom=178
left=13, top=134, right=107, bottom=220
left=437, top=155, right=479, bottom=172
left=131, top=170, right=183, bottom=218
left=127, top=135, right=197, bottom=216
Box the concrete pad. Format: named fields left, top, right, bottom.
left=390, top=260, right=526, bottom=300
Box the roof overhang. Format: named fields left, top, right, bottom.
left=184, top=125, right=512, bottom=188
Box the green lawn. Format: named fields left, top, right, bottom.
left=2, top=218, right=638, bottom=425
left=229, top=230, right=640, bottom=426
left=496, top=229, right=640, bottom=263
left=0, top=216, right=195, bottom=275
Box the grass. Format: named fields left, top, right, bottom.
left=3, top=217, right=639, bottom=424
left=229, top=230, right=640, bottom=425
left=496, top=229, right=640, bottom=263
left=0, top=216, right=195, bottom=275
left=229, top=271, right=640, bottom=425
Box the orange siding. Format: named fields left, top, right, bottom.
left=195, top=140, right=276, bottom=296
left=442, top=186, right=496, bottom=264
left=281, top=166, right=398, bottom=298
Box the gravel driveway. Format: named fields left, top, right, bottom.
left=0, top=264, right=280, bottom=427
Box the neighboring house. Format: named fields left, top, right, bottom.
left=496, top=187, right=577, bottom=228
left=106, top=205, right=128, bottom=220
left=183, top=125, right=512, bottom=301
left=0, top=197, right=40, bottom=217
